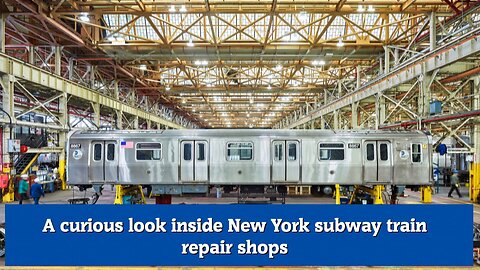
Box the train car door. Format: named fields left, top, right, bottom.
left=272, top=140, right=300, bottom=182
left=363, top=140, right=392, bottom=183
left=89, top=141, right=118, bottom=183
left=180, top=140, right=208, bottom=182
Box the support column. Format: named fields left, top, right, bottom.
left=91, top=102, right=100, bottom=128
left=375, top=94, right=386, bottom=129
left=0, top=14, right=6, bottom=53
left=351, top=102, right=359, bottom=128
left=333, top=111, right=339, bottom=130
left=419, top=74, right=432, bottom=118
left=116, top=111, right=123, bottom=129
left=320, top=116, right=326, bottom=130
left=471, top=76, right=480, bottom=203
left=1, top=74, right=15, bottom=202
left=384, top=46, right=390, bottom=74
left=337, top=80, right=342, bottom=97
left=133, top=116, right=139, bottom=129
left=146, top=120, right=152, bottom=129
left=429, top=12, right=437, bottom=52
left=89, top=65, right=96, bottom=89
left=68, top=58, right=74, bottom=80
left=356, top=66, right=361, bottom=89
left=58, top=92, right=68, bottom=190
left=54, top=46, right=62, bottom=76
left=28, top=46, right=35, bottom=65
left=394, top=48, right=399, bottom=65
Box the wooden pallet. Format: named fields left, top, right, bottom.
left=287, top=186, right=311, bottom=195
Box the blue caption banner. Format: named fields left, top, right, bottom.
left=6, top=204, right=472, bottom=266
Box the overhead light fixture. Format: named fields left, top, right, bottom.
left=169, top=5, right=176, bottom=12
left=249, top=98, right=254, bottom=104
left=192, top=108, right=196, bottom=112
left=312, top=60, right=326, bottom=66
left=187, top=38, right=194, bottom=47
left=367, top=5, right=375, bottom=12
left=357, top=5, right=365, bottom=12
left=180, top=5, right=187, bottom=12
left=79, top=13, right=90, bottom=22
left=337, top=39, right=345, bottom=47
left=195, top=60, right=208, bottom=66
left=267, top=84, right=272, bottom=90
left=139, top=64, right=147, bottom=70
left=182, top=99, right=186, bottom=104
left=275, top=64, right=283, bottom=71
left=165, top=85, right=171, bottom=91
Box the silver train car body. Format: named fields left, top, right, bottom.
left=67, top=129, right=433, bottom=194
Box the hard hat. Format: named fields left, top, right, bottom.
left=21, top=174, right=29, bottom=179
left=34, top=178, right=41, bottom=183
left=452, top=169, right=458, bottom=174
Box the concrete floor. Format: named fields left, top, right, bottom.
left=0, top=185, right=477, bottom=268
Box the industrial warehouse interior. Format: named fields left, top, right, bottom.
left=0, top=0, right=480, bottom=268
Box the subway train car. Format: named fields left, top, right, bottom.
left=67, top=129, right=433, bottom=195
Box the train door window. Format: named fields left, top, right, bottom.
left=106, top=143, right=115, bottom=161
left=136, top=143, right=162, bottom=161
left=197, top=143, right=205, bottom=161
left=227, top=142, right=253, bottom=161
left=319, top=143, right=344, bottom=161
left=274, top=143, right=283, bottom=161
left=379, top=143, right=388, bottom=161
left=93, top=143, right=102, bottom=161
left=411, top=143, right=422, bottom=163
left=366, top=143, right=375, bottom=161
left=288, top=143, right=297, bottom=161
left=183, top=143, right=192, bottom=161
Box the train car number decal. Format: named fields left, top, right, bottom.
left=348, top=143, right=360, bottom=148
left=70, top=143, right=81, bottom=149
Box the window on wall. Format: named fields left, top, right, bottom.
left=380, top=143, right=388, bottom=161
left=274, top=143, right=283, bottom=161
left=227, top=142, right=253, bottom=161
left=319, top=143, right=344, bottom=160
left=288, top=143, right=297, bottom=161
left=183, top=143, right=192, bottom=161
left=107, top=143, right=115, bottom=161
left=197, top=143, right=205, bottom=161
left=136, top=143, right=162, bottom=160
left=412, top=143, right=422, bottom=163
left=366, top=143, right=375, bottom=161
left=93, top=143, right=102, bottom=161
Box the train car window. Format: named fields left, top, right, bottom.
left=366, top=144, right=375, bottom=161
left=197, top=143, right=205, bottom=161
left=227, top=142, right=253, bottom=161
left=319, top=143, right=344, bottom=161
left=183, top=143, right=192, bottom=161
left=288, top=143, right=297, bottom=161
left=274, top=144, right=283, bottom=161
left=136, top=143, right=162, bottom=161
left=411, top=143, right=422, bottom=163
left=107, top=143, right=115, bottom=161
left=93, top=143, right=102, bottom=161
left=380, top=144, right=388, bottom=161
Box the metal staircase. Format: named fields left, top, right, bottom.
left=15, top=153, right=40, bottom=175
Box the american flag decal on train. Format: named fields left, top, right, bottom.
left=121, top=141, right=134, bottom=149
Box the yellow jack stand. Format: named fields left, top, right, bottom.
left=335, top=184, right=341, bottom=204
left=420, top=186, right=432, bottom=203
left=114, top=185, right=146, bottom=205
left=373, top=185, right=384, bottom=205
left=470, top=163, right=480, bottom=203
left=2, top=177, right=15, bottom=203
left=59, top=159, right=67, bottom=190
